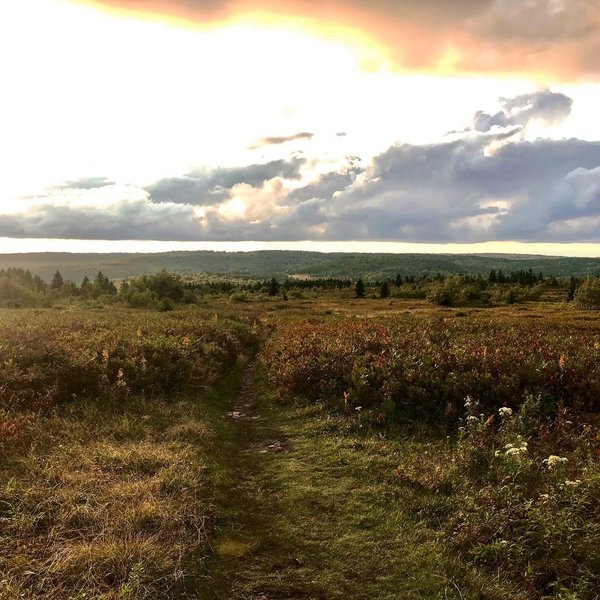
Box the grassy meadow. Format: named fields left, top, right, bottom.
left=1, top=279, right=599, bottom=599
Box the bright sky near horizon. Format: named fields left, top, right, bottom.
left=2, top=0, right=600, bottom=255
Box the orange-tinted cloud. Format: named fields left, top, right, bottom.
left=75, top=0, right=600, bottom=80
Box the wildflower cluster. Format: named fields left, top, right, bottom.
left=498, top=406, right=513, bottom=418
left=494, top=437, right=528, bottom=458
left=543, top=455, right=568, bottom=469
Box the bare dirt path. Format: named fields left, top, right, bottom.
left=228, top=360, right=258, bottom=421
left=227, top=360, right=290, bottom=455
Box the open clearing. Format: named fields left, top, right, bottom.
left=1, top=298, right=599, bottom=599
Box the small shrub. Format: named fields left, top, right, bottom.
left=229, top=291, right=249, bottom=303
left=574, top=277, right=600, bottom=309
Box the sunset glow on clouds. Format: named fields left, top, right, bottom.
left=79, top=0, right=600, bottom=79
left=2, top=0, right=600, bottom=254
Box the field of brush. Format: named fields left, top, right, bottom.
left=1, top=297, right=599, bottom=599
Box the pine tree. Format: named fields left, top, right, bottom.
left=355, top=278, right=365, bottom=299
left=380, top=281, right=390, bottom=299
left=268, top=276, right=279, bottom=297
left=567, top=276, right=577, bottom=301
left=92, top=271, right=117, bottom=297
left=51, top=270, right=64, bottom=289
left=394, top=274, right=403, bottom=287
left=80, top=275, right=91, bottom=296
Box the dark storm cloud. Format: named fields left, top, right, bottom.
left=249, top=132, right=314, bottom=149
left=146, top=157, right=305, bottom=204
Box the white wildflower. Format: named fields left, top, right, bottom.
left=498, top=407, right=513, bottom=418
left=564, top=479, right=582, bottom=487
left=500, top=438, right=528, bottom=458
left=506, top=447, right=525, bottom=456
left=466, top=415, right=480, bottom=425
left=543, top=455, right=568, bottom=469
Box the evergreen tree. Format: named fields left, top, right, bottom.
left=80, top=275, right=91, bottom=296
left=488, top=269, right=497, bottom=284
left=380, top=281, right=390, bottom=299
left=268, top=276, right=279, bottom=297
left=567, top=276, right=577, bottom=301
left=92, top=271, right=117, bottom=297
left=573, top=277, right=600, bottom=308
left=355, top=278, right=365, bottom=299
left=51, top=270, right=64, bottom=289
left=32, top=275, right=47, bottom=293
left=394, top=274, right=403, bottom=287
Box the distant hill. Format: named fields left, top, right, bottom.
left=1, top=250, right=600, bottom=283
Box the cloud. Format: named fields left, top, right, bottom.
left=84, top=0, right=600, bottom=78
left=249, top=132, right=314, bottom=149
left=146, top=158, right=304, bottom=204
left=7, top=135, right=600, bottom=242
left=57, top=176, right=116, bottom=190
left=0, top=186, right=205, bottom=240
left=6, top=90, right=600, bottom=243
left=472, top=90, right=573, bottom=133
left=314, top=136, right=600, bottom=242
left=285, top=163, right=363, bottom=205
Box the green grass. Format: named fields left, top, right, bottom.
left=203, top=365, right=525, bottom=600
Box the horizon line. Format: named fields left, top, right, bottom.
left=1, top=238, right=600, bottom=258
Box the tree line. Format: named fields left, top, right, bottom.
left=1, top=266, right=599, bottom=309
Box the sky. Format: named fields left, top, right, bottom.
left=2, top=0, right=600, bottom=255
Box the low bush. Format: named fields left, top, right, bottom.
left=262, top=316, right=600, bottom=421
left=0, top=309, right=258, bottom=415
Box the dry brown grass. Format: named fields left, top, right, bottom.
left=0, top=398, right=216, bottom=599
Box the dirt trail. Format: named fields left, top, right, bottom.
left=206, top=360, right=292, bottom=598
left=205, top=361, right=467, bottom=600
left=227, top=360, right=290, bottom=455
left=228, top=359, right=259, bottom=421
